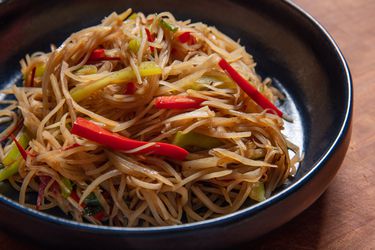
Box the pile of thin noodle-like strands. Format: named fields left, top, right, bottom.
left=0, top=9, right=301, bottom=227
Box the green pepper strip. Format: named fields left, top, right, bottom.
left=60, top=177, right=73, bottom=198
left=172, top=131, right=223, bottom=150
left=83, top=193, right=103, bottom=218
left=0, top=159, right=22, bottom=182
left=128, top=13, right=138, bottom=20
left=250, top=183, right=265, bottom=202
left=128, top=39, right=140, bottom=53
left=2, top=132, right=30, bottom=167
left=159, top=19, right=178, bottom=32
left=0, top=131, right=30, bottom=182
left=35, top=64, right=45, bottom=77
left=84, top=193, right=101, bottom=207
left=70, top=61, right=162, bottom=102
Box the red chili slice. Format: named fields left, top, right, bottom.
left=145, top=28, right=155, bottom=53
left=88, top=49, right=120, bottom=63
left=178, top=32, right=196, bottom=45
left=71, top=117, right=188, bottom=160
left=218, top=58, right=284, bottom=118
left=10, top=133, right=28, bottom=161
left=125, top=82, right=137, bottom=95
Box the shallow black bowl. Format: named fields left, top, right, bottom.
left=0, top=0, right=352, bottom=248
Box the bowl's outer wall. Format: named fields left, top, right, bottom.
left=0, top=0, right=352, bottom=248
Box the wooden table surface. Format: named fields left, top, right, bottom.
left=1, top=0, right=374, bottom=249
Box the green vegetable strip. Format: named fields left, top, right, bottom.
left=22, top=64, right=45, bottom=81
left=84, top=205, right=102, bottom=217
left=0, top=159, right=22, bottom=182
left=159, top=19, right=178, bottom=32
left=128, top=13, right=138, bottom=20
left=84, top=193, right=101, bottom=207
left=250, top=183, right=265, bottom=202
left=2, top=132, right=30, bottom=167
left=60, top=177, right=73, bottom=198
left=70, top=61, right=162, bottom=102
left=128, top=39, right=140, bottom=53
left=35, top=64, right=45, bottom=77
left=172, top=131, right=223, bottom=149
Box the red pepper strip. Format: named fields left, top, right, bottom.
left=10, top=133, right=28, bottom=161
left=88, top=49, right=120, bottom=62
left=70, top=190, right=88, bottom=209
left=218, top=58, right=283, bottom=118
left=145, top=28, right=155, bottom=53
left=71, top=117, right=189, bottom=160
left=125, top=82, right=137, bottom=95
left=178, top=32, right=196, bottom=45
left=145, top=29, right=155, bottom=42
left=89, top=49, right=105, bottom=60
left=70, top=190, right=83, bottom=206
left=93, top=210, right=105, bottom=221
left=154, top=96, right=204, bottom=109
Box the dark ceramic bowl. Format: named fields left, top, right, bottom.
left=0, top=0, right=352, bottom=248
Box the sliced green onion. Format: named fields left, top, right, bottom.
left=128, top=39, right=140, bottom=53
left=172, top=131, right=222, bottom=150
left=70, top=61, right=162, bottom=102
left=0, top=159, right=22, bottom=182
left=128, top=13, right=138, bottom=20
left=159, top=19, right=178, bottom=32
left=60, top=177, right=73, bottom=198
left=0, top=130, right=30, bottom=181
left=250, top=183, right=265, bottom=202
left=2, top=131, right=30, bottom=167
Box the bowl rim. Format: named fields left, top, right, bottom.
left=0, top=0, right=353, bottom=234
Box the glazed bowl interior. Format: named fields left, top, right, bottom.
left=0, top=0, right=351, bottom=246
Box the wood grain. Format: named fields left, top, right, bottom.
left=249, top=0, right=375, bottom=249
left=0, top=0, right=374, bottom=249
